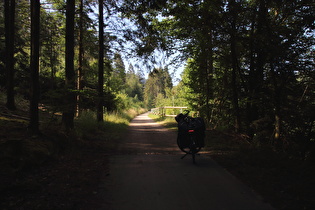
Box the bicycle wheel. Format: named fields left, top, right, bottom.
left=192, top=152, right=196, bottom=163
left=177, top=136, right=202, bottom=154
left=190, top=143, right=198, bottom=164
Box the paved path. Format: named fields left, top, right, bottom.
left=100, top=113, right=274, bottom=210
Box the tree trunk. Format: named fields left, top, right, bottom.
left=246, top=1, right=267, bottom=136
left=229, top=0, right=241, bottom=133
left=49, top=24, right=56, bottom=90
left=247, top=16, right=256, bottom=132
left=255, top=0, right=267, bottom=91
left=76, top=0, right=84, bottom=117
left=62, top=0, right=76, bottom=130
left=29, top=0, right=41, bottom=135
left=97, top=0, right=104, bottom=122
left=270, top=58, right=281, bottom=145
left=205, top=39, right=213, bottom=122
left=4, top=0, right=16, bottom=110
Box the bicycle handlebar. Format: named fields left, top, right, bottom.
left=183, top=110, right=190, bottom=116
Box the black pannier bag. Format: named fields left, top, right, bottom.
left=175, top=114, right=205, bottom=148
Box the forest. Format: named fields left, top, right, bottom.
left=0, top=0, right=314, bottom=208
left=1, top=0, right=314, bottom=157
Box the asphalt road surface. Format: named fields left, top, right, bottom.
left=100, top=113, right=274, bottom=210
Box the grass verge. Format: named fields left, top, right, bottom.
left=75, top=108, right=146, bottom=151
left=148, top=113, right=178, bottom=130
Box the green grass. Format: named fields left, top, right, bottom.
left=0, top=103, right=146, bottom=175
left=75, top=109, right=147, bottom=150
left=148, top=113, right=178, bottom=130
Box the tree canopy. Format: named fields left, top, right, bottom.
left=120, top=0, right=314, bottom=156
left=0, top=0, right=314, bottom=158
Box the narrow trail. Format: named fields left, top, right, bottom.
left=100, top=113, right=274, bottom=210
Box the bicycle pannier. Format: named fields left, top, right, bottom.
left=176, top=115, right=205, bottom=148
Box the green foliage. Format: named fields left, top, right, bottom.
left=75, top=111, right=99, bottom=134
left=110, top=53, right=126, bottom=93
left=108, top=60, right=145, bottom=112
left=125, top=65, right=144, bottom=101
left=1, top=0, right=313, bottom=160
left=0, top=0, right=146, bottom=125
left=144, top=67, right=173, bottom=108
left=121, top=0, right=315, bottom=157
left=75, top=108, right=147, bottom=140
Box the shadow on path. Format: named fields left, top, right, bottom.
left=99, top=113, right=275, bottom=210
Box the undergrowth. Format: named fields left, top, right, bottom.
left=0, top=90, right=146, bottom=175
left=75, top=108, right=146, bottom=150
left=0, top=92, right=146, bottom=209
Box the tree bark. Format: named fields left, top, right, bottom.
left=76, top=0, right=84, bottom=117
left=97, top=0, right=104, bottom=122
left=29, top=0, right=41, bottom=134
left=229, top=0, right=241, bottom=133
left=246, top=1, right=267, bottom=136
left=4, top=0, right=16, bottom=110
left=270, top=57, right=281, bottom=145
left=62, top=0, right=76, bottom=130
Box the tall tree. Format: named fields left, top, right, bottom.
left=110, top=53, right=126, bottom=93
left=29, top=0, right=41, bottom=134
left=246, top=0, right=268, bottom=126
left=227, top=0, right=241, bottom=133
left=40, top=4, right=64, bottom=90
left=126, top=64, right=144, bottom=101
left=76, top=0, right=84, bottom=117
left=4, top=0, right=16, bottom=110
left=97, top=0, right=104, bottom=122
left=144, top=67, right=172, bottom=108
left=62, top=0, right=76, bottom=130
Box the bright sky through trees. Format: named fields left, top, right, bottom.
left=88, top=2, right=184, bottom=85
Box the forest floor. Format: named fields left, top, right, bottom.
left=0, top=103, right=315, bottom=209
left=208, top=131, right=315, bottom=210
left=0, top=102, right=113, bottom=209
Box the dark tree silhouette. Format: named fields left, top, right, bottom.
left=62, top=0, right=76, bottom=130
left=29, top=0, right=41, bottom=134
left=4, top=0, right=16, bottom=110
left=97, top=0, right=104, bottom=122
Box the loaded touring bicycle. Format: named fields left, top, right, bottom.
left=175, top=111, right=205, bottom=163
